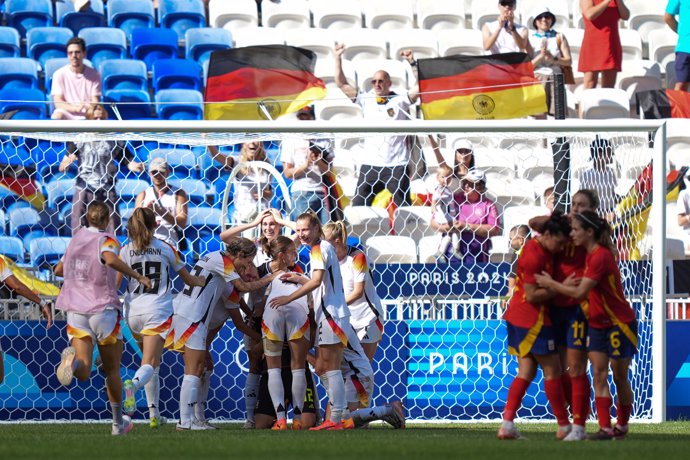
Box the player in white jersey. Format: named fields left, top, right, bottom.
left=323, top=221, right=384, bottom=362
left=219, top=208, right=297, bottom=428
left=116, top=207, right=205, bottom=427
left=170, top=237, right=278, bottom=431
left=269, top=212, right=349, bottom=430
left=260, top=236, right=312, bottom=430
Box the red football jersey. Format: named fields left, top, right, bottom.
left=552, top=241, right=587, bottom=307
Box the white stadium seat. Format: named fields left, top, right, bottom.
left=343, top=205, right=390, bottom=241
left=416, top=0, right=466, bottom=32
left=365, top=235, right=418, bottom=264
left=335, top=28, right=388, bottom=63
left=471, top=0, right=499, bottom=31
left=625, top=0, right=667, bottom=58
left=418, top=235, right=442, bottom=263
left=388, top=29, right=439, bottom=61
left=648, top=28, right=679, bottom=72
left=619, top=29, right=643, bottom=63
left=437, top=29, right=484, bottom=57
left=392, top=206, right=435, bottom=241
left=232, top=27, right=285, bottom=47
left=363, top=0, right=414, bottom=31
left=314, top=56, right=357, bottom=89
left=615, top=59, right=662, bottom=109
left=310, top=0, right=362, bottom=30
left=209, top=0, right=258, bottom=29
left=261, top=0, right=311, bottom=31
left=284, top=28, right=337, bottom=61
left=580, top=88, right=631, bottom=119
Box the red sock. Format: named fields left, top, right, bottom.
left=570, top=375, right=590, bottom=426
left=595, top=396, right=613, bottom=429
left=561, top=373, right=573, bottom=408
left=503, top=377, right=530, bottom=421
left=544, top=378, right=570, bottom=426
left=616, top=402, right=632, bottom=427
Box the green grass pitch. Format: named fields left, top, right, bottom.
left=1, top=422, right=689, bottom=460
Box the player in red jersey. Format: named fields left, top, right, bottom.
left=536, top=210, right=637, bottom=441
left=498, top=211, right=572, bottom=440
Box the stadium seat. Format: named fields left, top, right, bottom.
left=0, top=209, right=5, bottom=235
left=416, top=0, right=466, bottom=32
left=489, top=235, right=511, bottom=263
left=388, top=29, right=439, bottom=61
left=78, top=27, right=127, bottom=70
left=626, top=0, right=666, bottom=57
left=186, top=206, right=223, bottom=255
left=310, top=0, right=362, bottom=30
left=417, top=234, right=442, bottom=263
left=130, top=28, right=179, bottom=72
left=489, top=178, right=536, bottom=215
left=99, top=59, right=148, bottom=92
left=616, top=60, right=662, bottom=109
left=44, top=178, right=76, bottom=210
left=154, top=89, right=204, bottom=121
left=43, top=57, right=93, bottom=92
left=519, top=0, right=569, bottom=30
left=648, top=28, right=679, bottom=72
left=158, top=0, right=207, bottom=41
left=185, top=28, right=232, bottom=69
left=284, top=28, right=336, bottom=61
left=56, top=0, right=106, bottom=35
left=8, top=207, right=41, bottom=238
left=474, top=147, right=517, bottom=180
left=152, top=59, right=203, bottom=92
left=580, top=88, right=631, bottom=119
left=208, top=0, right=258, bottom=29
left=26, top=27, right=73, bottom=70
left=437, top=29, right=484, bottom=57
left=392, top=206, right=435, bottom=241
left=355, top=59, right=408, bottom=94
left=501, top=205, right=545, bottom=238
left=471, top=0, right=499, bottom=31
left=231, top=27, right=285, bottom=47
left=314, top=56, right=357, bottom=88
left=150, top=148, right=199, bottom=179
left=0, top=26, right=21, bottom=58
left=5, top=0, right=53, bottom=38
left=0, top=235, right=25, bottom=262
left=335, top=29, right=388, bottom=63
left=29, top=236, right=71, bottom=267
left=107, top=0, right=155, bottom=40
left=103, top=89, right=153, bottom=120
left=313, top=97, right=363, bottom=121
left=365, top=235, right=417, bottom=264
left=0, top=57, right=39, bottom=89
left=262, top=0, right=311, bottom=31
left=115, top=178, right=148, bottom=204
left=620, top=29, right=643, bottom=63
left=0, top=88, right=47, bottom=119
left=363, top=0, right=414, bottom=31
left=168, top=177, right=212, bottom=205
left=343, top=206, right=390, bottom=241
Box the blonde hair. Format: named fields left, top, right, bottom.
left=128, top=207, right=156, bottom=251
left=267, top=235, right=295, bottom=259
left=226, top=237, right=258, bottom=259
left=323, top=220, right=347, bottom=243
left=296, top=211, right=323, bottom=239
left=85, top=103, right=107, bottom=120
left=239, top=142, right=267, bottom=175
left=86, top=200, right=110, bottom=229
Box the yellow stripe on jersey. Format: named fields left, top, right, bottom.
left=262, top=320, right=281, bottom=341
left=227, top=288, right=241, bottom=305
left=352, top=251, right=368, bottom=275
left=66, top=324, right=92, bottom=341
left=327, top=318, right=348, bottom=346
left=350, top=375, right=370, bottom=408
left=310, top=245, right=324, bottom=268
left=288, top=318, right=310, bottom=341
left=141, top=315, right=173, bottom=336
left=222, top=254, right=236, bottom=276
left=101, top=236, right=120, bottom=254
left=508, top=306, right=545, bottom=357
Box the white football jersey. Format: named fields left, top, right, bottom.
left=265, top=273, right=309, bottom=313
left=309, top=240, right=349, bottom=322
left=173, top=251, right=240, bottom=324
left=121, top=238, right=184, bottom=317
left=339, top=247, right=383, bottom=330
left=207, top=282, right=242, bottom=331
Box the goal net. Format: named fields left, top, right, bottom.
left=0, top=119, right=666, bottom=422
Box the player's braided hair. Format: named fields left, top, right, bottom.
left=85, top=200, right=110, bottom=230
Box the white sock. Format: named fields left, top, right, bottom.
left=291, top=369, right=307, bottom=420
left=451, top=232, right=460, bottom=251
left=268, top=368, right=286, bottom=420
left=179, top=374, right=200, bottom=426
left=438, top=234, right=451, bottom=254
left=245, top=373, right=260, bottom=422
left=324, top=370, right=346, bottom=423
left=145, top=366, right=161, bottom=420
left=111, top=402, right=123, bottom=426
left=195, top=369, right=212, bottom=422
left=132, top=364, right=154, bottom=391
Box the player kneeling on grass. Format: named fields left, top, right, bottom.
left=117, top=207, right=206, bottom=428
left=535, top=211, right=637, bottom=441
left=498, top=211, right=572, bottom=441
left=168, top=238, right=278, bottom=431
left=54, top=200, right=152, bottom=436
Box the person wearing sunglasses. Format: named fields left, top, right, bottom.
left=483, top=0, right=530, bottom=54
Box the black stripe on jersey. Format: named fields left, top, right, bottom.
left=363, top=292, right=380, bottom=318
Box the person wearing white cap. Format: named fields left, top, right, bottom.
left=453, top=169, right=502, bottom=264
left=135, top=157, right=189, bottom=250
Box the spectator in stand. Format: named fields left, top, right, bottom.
left=579, top=138, right=619, bottom=216
left=528, top=6, right=572, bottom=117
left=676, top=171, right=690, bottom=231
left=430, top=164, right=461, bottom=262
left=334, top=44, right=419, bottom=207
left=454, top=169, right=502, bottom=264
left=579, top=0, right=630, bottom=89
left=428, top=135, right=475, bottom=199
left=665, top=0, right=690, bottom=91
left=135, top=158, right=189, bottom=250
left=51, top=37, right=101, bottom=120
left=483, top=0, right=531, bottom=54
left=542, top=186, right=555, bottom=213
left=60, top=104, right=144, bottom=235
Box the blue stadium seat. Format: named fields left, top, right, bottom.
left=0, top=57, right=39, bottom=89
left=158, top=0, right=207, bottom=41
left=29, top=236, right=71, bottom=267
left=186, top=206, right=223, bottom=256
left=115, top=178, right=148, bottom=204
left=185, top=27, right=232, bottom=69
left=99, top=59, right=148, bottom=92
left=29, top=140, right=71, bottom=183
left=26, top=27, right=73, bottom=70
left=150, top=148, right=199, bottom=179
left=168, top=177, right=211, bottom=204
left=103, top=89, right=153, bottom=120
left=78, top=27, right=127, bottom=69
left=5, top=0, right=53, bottom=38
left=56, top=0, right=106, bottom=35
left=130, top=28, right=179, bottom=71
left=0, top=235, right=25, bottom=262
left=0, top=26, right=21, bottom=58
left=0, top=209, right=5, bottom=235
left=42, top=57, right=96, bottom=92
left=108, top=0, right=155, bottom=41
left=0, top=88, right=47, bottom=119
left=8, top=207, right=41, bottom=238
left=152, top=59, right=203, bottom=92
left=154, top=89, right=203, bottom=120
left=44, top=178, right=75, bottom=212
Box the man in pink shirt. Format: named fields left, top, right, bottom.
left=51, top=37, right=102, bottom=120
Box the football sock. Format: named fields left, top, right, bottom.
left=350, top=405, right=389, bottom=426
left=268, top=368, right=286, bottom=420
left=544, top=378, right=570, bottom=426
left=145, top=366, right=161, bottom=420
left=325, top=370, right=346, bottom=423
left=110, top=402, right=123, bottom=426
left=595, top=396, right=613, bottom=430
left=179, top=374, right=200, bottom=425
left=571, top=374, right=590, bottom=426
left=616, top=401, right=632, bottom=427
left=503, top=377, right=530, bottom=421
left=291, top=369, right=307, bottom=420
left=132, top=364, right=154, bottom=391
left=561, top=373, right=573, bottom=408
left=196, top=369, right=213, bottom=422
left=245, top=373, right=260, bottom=423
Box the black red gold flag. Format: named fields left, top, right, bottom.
left=637, top=89, right=690, bottom=119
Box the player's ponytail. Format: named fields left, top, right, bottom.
left=128, top=207, right=156, bottom=251
left=575, top=210, right=615, bottom=252
left=323, top=220, right=347, bottom=244
left=267, top=235, right=295, bottom=260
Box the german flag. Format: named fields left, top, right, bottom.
left=0, top=162, right=45, bottom=210
left=204, top=45, right=327, bottom=120
left=637, top=89, right=690, bottom=119
left=418, top=52, right=547, bottom=120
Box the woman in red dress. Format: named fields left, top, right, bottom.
left=579, top=0, right=630, bottom=88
